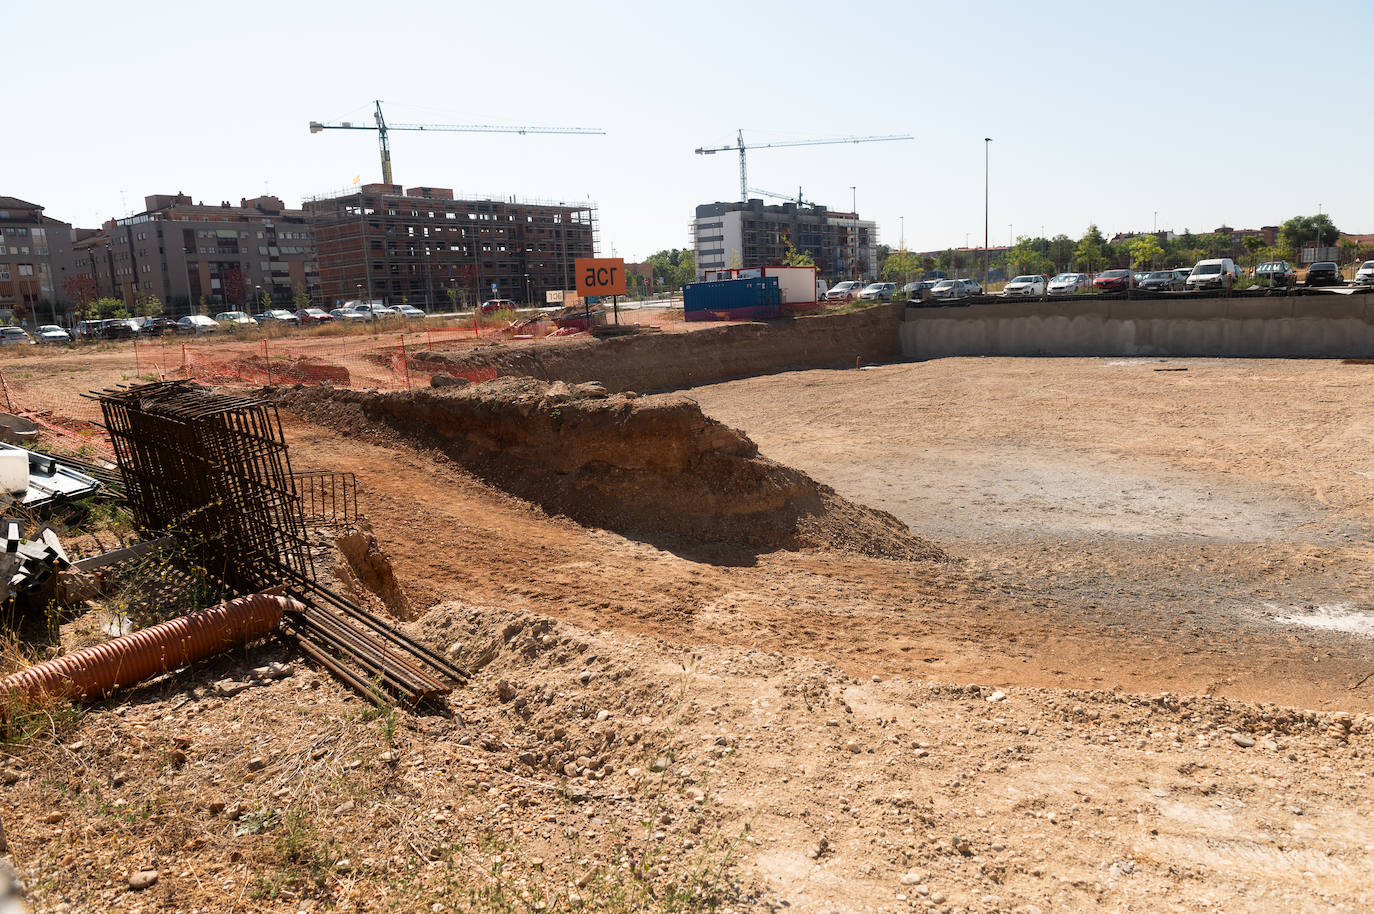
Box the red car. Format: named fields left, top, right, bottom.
left=480, top=298, right=516, bottom=314
left=295, top=308, right=335, bottom=325
left=1092, top=270, right=1133, bottom=292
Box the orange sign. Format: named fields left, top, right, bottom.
left=575, top=257, right=626, bottom=297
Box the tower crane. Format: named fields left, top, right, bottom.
left=310, top=100, right=605, bottom=185
left=696, top=130, right=914, bottom=202
left=747, top=186, right=816, bottom=208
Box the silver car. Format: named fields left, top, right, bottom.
left=35, top=324, right=71, bottom=343
left=859, top=282, right=896, bottom=301
left=1047, top=272, right=1086, bottom=294
left=929, top=279, right=983, bottom=300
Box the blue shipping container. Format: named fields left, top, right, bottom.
left=682, top=277, right=781, bottom=322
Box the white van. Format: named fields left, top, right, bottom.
left=1185, top=258, right=1239, bottom=292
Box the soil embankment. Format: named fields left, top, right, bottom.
left=411, top=303, right=905, bottom=393
left=275, top=378, right=939, bottom=560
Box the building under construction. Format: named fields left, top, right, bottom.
left=304, top=184, right=597, bottom=308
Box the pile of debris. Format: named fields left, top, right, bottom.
left=0, top=518, right=71, bottom=604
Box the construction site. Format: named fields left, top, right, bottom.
left=0, top=298, right=1370, bottom=914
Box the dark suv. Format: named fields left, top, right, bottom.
left=1255, top=261, right=1295, bottom=287
left=100, top=319, right=141, bottom=340
left=1305, top=262, right=1341, bottom=286
left=139, top=317, right=178, bottom=336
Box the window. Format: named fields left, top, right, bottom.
left=17, top=265, right=34, bottom=277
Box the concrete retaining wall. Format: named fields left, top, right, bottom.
left=416, top=302, right=905, bottom=394
left=900, top=293, right=1374, bottom=359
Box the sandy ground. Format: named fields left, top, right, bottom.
left=690, top=358, right=1374, bottom=710
left=3, top=352, right=1373, bottom=912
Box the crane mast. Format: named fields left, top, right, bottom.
left=695, top=129, right=914, bottom=201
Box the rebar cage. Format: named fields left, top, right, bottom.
left=96, top=381, right=314, bottom=594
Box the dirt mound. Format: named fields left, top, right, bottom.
left=274, top=379, right=941, bottom=561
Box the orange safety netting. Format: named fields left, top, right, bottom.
left=0, top=324, right=506, bottom=461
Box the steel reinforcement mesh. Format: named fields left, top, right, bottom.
left=96, top=381, right=314, bottom=594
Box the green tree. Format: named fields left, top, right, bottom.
left=645, top=248, right=697, bottom=291
left=1074, top=234, right=1103, bottom=274
left=1199, top=233, right=1233, bottom=258
left=1128, top=235, right=1165, bottom=270
left=1047, top=234, right=1075, bottom=272
left=874, top=243, right=891, bottom=276
left=881, top=250, right=921, bottom=283
left=292, top=284, right=312, bottom=310
left=781, top=237, right=816, bottom=268
left=1005, top=236, right=1052, bottom=276
left=133, top=291, right=162, bottom=319
left=94, top=297, right=127, bottom=319
left=1242, top=236, right=1267, bottom=269
left=1279, top=214, right=1340, bottom=257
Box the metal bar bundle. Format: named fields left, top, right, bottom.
left=95, top=381, right=314, bottom=595
left=91, top=381, right=465, bottom=707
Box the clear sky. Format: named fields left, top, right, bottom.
left=7, top=0, right=1371, bottom=259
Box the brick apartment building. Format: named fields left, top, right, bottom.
left=0, top=196, right=76, bottom=321
left=302, top=184, right=597, bottom=308
left=74, top=193, right=320, bottom=313
left=690, top=199, right=876, bottom=282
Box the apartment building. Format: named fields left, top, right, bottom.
left=691, top=199, right=876, bottom=282
left=0, top=196, right=76, bottom=319
left=302, top=184, right=597, bottom=307
left=75, top=193, right=320, bottom=312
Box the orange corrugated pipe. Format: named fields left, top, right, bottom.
left=1, top=593, right=298, bottom=703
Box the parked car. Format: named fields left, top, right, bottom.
left=176, top=315, right=220, bottom=335
left=1002, top=275, right=1046, bottom=297
left=350, top=303, right=396, bottom=319
left=101, top=318, right=142, bottom=340
left=1304, top=261, right=1341, bottom=286
left=1047, top=273, right=1087, bottom=294
left=478, top=299, right=516, bottom=314
left=139, top=317, right=179, bottom=336
left=392, top=304, right=427, bottom=319
left=0, top=327, right=34, bottom=346
left=1254, top=261, right=1296, bottom=287
left=295, top=308, right=335, bottom=325
left=330, top=307, right=367, bottom=322
left=1093, top=269, right=1134, bottom=292
left=929, top=279, right=982, bottom=300
left=823, top=281, right=862, bottom=301
left=214, top=310, right=258, bottom=326
left=1355, top=260, right=1374, bottom=285
left=257, top=309, right=301, bottom=325
left=900, top=279, right=940, bottom=297
left=34, top=324, right=71, bottom=344
left=858, top=282, right=896, bottom=301
left=1185, top=258, right=1239, bottom=292
left=1138, top=270, right=1186, bottom=292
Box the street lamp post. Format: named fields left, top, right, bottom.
left=983, top=138, right=991, bottom=292
left=524, top=273, right=531, bottom=307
